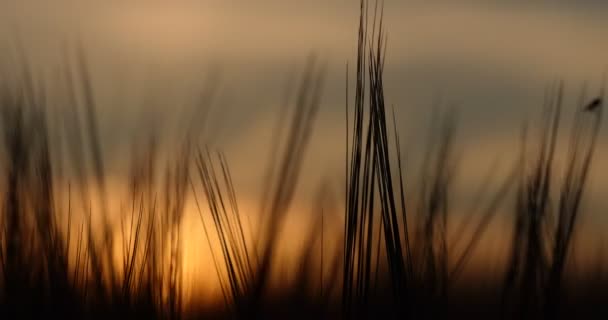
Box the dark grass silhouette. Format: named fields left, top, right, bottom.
left=0, top=0, right=607, bottom=319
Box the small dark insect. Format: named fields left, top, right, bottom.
left=584, top=97, right=602, bottom=112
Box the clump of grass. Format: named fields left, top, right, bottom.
left=414, top=107, right=457, bottom=312
left=0, top=51, right=80, bottom=318
left=342, top=1, right=413, bottom=317
left=189, top=56, right=326, bottom=318
left=501, top=82, right=603, bottom=318
left=544, top=89, right=603, bottom=317
left=192, top=149, right=253, bottom=316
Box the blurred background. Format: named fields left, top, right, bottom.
left=1, top=0, right=607, bottom=315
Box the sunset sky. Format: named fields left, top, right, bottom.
left=1, top=0, right=608, bottom=300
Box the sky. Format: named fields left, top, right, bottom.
left=1, top=0, right=608, bottom=299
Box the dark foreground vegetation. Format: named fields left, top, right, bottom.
left=1, top=1, right=607, bottom=319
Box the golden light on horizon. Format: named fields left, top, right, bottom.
left=41, top=172, right=607, bottom=307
